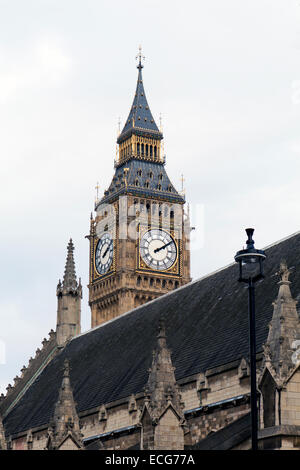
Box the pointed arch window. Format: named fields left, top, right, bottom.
left=260, top=370, right=277, bottom=428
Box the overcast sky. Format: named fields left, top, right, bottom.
left=1, top=0, right=300, bottom=393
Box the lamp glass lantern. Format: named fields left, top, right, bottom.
left=234, top=228, right=266, bottom=283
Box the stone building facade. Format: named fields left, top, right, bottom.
left=1, top=231, right=300, bottom=450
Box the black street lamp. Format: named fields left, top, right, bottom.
left=234, top=228, right=266, bottom=451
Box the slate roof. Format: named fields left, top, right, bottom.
left=117, top=64, right=162, bottom=144
left=189, top=413, right=251, bottom=450
left=98, top=159, right=185, bottom=206
left=4, top=231, right=300, bottom=437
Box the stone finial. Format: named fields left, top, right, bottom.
left=238, top=357, right=250, bottom=380
left=48, top=329, right=55, bottom=341
left=128, top=394, right=137, bottom=413
left=13, top=376, right=20, bottom=386
left=46, top=359, right=83, bottom=450
left=98, top=404, right=108, bottom=422
left=279, top=260, right=290, bottom=281
left=277, top=260, right=293, bottom=301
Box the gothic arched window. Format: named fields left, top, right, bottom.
left=260, top=370, right=276, bottom=428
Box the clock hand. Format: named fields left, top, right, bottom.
left=102, top=242, right=112, bottom=259
left=154, top=241, right=172, bottom=253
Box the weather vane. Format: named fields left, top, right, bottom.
left=95, top=181, right=100, bottom=201
left=159, top=113, right=163, bottom=132
left=136, top=45, right=145, bottom=69
left=180, top=174, right=185, bottom=194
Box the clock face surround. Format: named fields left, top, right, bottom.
left=95, top=232, right=114, bottom=275
left=140, top=229, right=177, bottom=271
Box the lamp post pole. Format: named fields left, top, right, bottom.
left=235, top=228, right=266, bottom=451
left=248, top=278, right=258, bottom=450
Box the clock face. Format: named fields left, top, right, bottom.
left=140, top=229, right=177, bottom=271
left=95, top=233, right=114, bottom=275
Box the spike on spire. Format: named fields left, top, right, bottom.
left=136, top=45, right=145, bottom=70
left=62, top=239, right=77, bottom=291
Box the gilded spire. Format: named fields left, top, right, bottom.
left=117, top=48, right=162, bottom=144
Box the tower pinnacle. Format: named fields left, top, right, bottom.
left=56, top=240, right=82, bottom=347
left=62, top=239, right=77, bottom=292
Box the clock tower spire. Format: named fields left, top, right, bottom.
left=88, top=51, right=191, bottom=327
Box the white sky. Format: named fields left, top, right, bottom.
left=1, top=0, right=300, bottom=393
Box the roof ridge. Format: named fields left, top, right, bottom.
left=263, top=229, right=300, bottom=251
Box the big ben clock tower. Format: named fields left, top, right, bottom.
left=88, top=49, right=191, bottom=327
